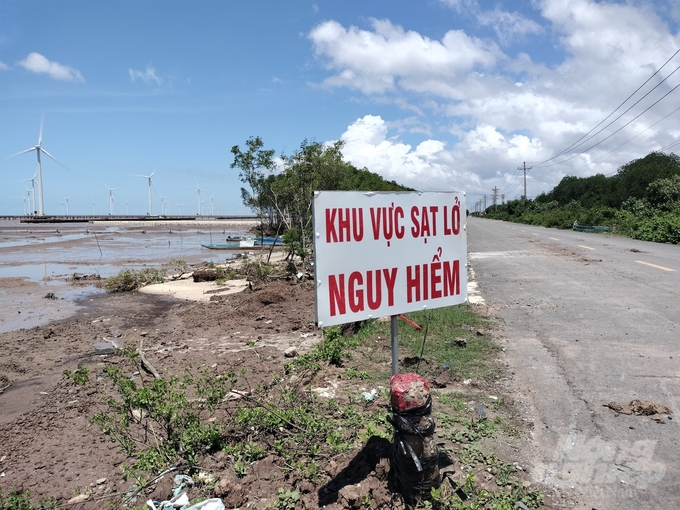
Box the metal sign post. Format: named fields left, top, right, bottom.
left=391, top=315, right=399, bottom=375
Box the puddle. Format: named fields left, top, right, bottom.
left=0, top=233, right=89, bottom=249
left=0, top=263, right=110, bottom=282
left=0, top=222, right=250, bottom=333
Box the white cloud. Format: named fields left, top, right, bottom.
left=341, top=115, right=462, bottom=189
left=316, top=1, right=680, bottom=201
left=477, top=8, right=543, bottom=45
left=0, top=61, right=9, bottom=71
left=17, top=52, right=84, bottom=82
left=309, top=19, right=500, bottom=97
left=129, top=66, right=162, bottom=85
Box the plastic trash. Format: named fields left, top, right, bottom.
left=362, top=388, right=379, bottom=402
left=147, top=492, right=189, bottom=510
left=183, top=499, right=225, bottom=510
left=147, top=474, right=196, bottom=510
left=173, top=474, right=194, bottom=497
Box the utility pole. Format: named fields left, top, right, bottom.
left=483, top=195, right=487, bottom=212
left=492, top=187, right=499, bottom=210
left=518, top=162, right=532, bottom=200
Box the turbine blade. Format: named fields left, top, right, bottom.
left=40, top=148, right=67, bottom=168
left=8, top=147, right=36, bottom=159
left=38, top=116, right=44, bottom=146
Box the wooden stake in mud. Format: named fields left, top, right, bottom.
left=391, top=315, right=398, bottom=375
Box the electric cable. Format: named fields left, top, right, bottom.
left=528, top=48, right=680, bottom=166
left=535, top=80, right=680, bottom=169
left=570, top=104, right=680, bottom=174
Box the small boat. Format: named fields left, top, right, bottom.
left=201, top=238, right=283, bottom=250
left=572, top=222, right=610, bottom=233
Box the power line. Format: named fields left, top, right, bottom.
left=535, top=80, right=680, bottom=169
left=572, top=104, right=680, bottom=175
left=500, top=167, right=521, bottom=194
left=529, top=48, right=680, bottom=166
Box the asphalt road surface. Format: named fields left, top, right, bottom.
left=467, top=217, right=680, bottom=510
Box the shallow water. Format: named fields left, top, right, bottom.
left=0, top=221, right=251, bottom=332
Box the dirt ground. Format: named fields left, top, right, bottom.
left=0, top=276, right=322, bottom=505
left=0, top=245, right=569, bottom=509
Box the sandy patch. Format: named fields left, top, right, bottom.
left=138, top=278, right=250, bottom=302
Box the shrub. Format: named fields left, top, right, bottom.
left=105, top=268, right=166, bottom=292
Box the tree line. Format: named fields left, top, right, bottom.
left=482, top=152, right=680, bottom=244
left=230, top=136, right=411, bottom=262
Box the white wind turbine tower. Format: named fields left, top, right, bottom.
left=23, top=186, right=33, bottom=215
left=23, top=185, right=34, bottom=215
left=62, top=196, right=70, bottom=215
left=136, top=169, right=157, bottom=216
left=22, top=174, right=37, bottom=215
left=92, top=200, right=96, bottom=215
left=177, top=203, right=182, bottom=215
left=104, top=185, right=116, bottom=216
left=193, top=183, right=203, bottom=216
left=9, top=118, right=66, bottom=215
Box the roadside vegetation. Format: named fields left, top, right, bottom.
left=7, top=299, right=541, bottom=509
left=482, top=151, right=680, bottom=244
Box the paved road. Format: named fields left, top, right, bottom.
left=467, top=217, right=680, bottom=510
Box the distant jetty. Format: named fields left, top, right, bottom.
left=0, top=215, right=259, bottom=225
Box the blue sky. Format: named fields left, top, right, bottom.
left=1, top=0, right=679, bottom=216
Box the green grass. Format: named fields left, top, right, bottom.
left=352, top=304, right=499, bottom=383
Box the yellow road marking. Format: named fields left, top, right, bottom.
left=550, top=237, right=559, bottom=240
left=635, top=260, right=675, bottom=272
left=578, top=245, right=595, bottom=250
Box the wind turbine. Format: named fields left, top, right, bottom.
left=9, top=118, right=66, bottom=215
left=92, top=200, right=96, bottom=215
left=193, top=183, right=203, bottom=216
left=136, top=169, right=157, bottom=216
left=177, top=203, right=182, bottom=215
left=22, top=174, right=37, bottom=214
left=62, top=196, right=70, bottom=215
left=104, top=185, right=116, bottom=216
left=23, top=185, right=34, bottom=215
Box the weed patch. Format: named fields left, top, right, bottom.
left=105, top=268, right=167, bottom=293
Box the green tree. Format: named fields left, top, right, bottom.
left=230, top=136, right=277, bottom=247
left=646, top=174, right=680, bottom=211
left=270, top=140, right=351, bottom=264
left=230, top=136, right=276, bottom=217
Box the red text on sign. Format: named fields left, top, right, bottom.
left=325, top=208, right=364, bottom=243
left=328, top=267, right=398, bottom=316
left=370, top=205, right=405, bottom=242
left=410, top=206, right=439, bottom=238
left=406, top=260, right=460, bottom=303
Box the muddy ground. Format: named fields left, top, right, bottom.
left=0, top=249, right=575, bottom=508
left=0, top=276, right=323, bottom=501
